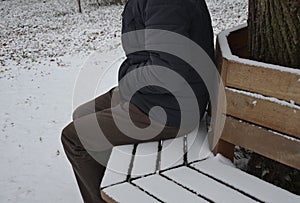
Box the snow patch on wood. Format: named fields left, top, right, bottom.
left=131, top=142, right=159, bottom=177
left=191, top=159, right=300, bottom=202
left=251, top=100, right=257, bottom=106
left=160, top=136, right=184, bottom=171
left=133, top=174, right=208, bottom=203
left=266, top=130, right=300, bottom=143
left=186, top=122, right=212, bottom=163
left=102, top=182, right=158, bottom=203
left=101, top=145, right=134, bottom=188
left=163, top=166, right=255, bottom=203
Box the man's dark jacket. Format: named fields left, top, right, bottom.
left=118, top=0, right=214, bottom=128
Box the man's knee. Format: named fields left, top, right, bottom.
left=72, top=101, right=95, bottom=120
left=72, top=106, right=82, bottom=121
left=61, top=122, right=77, bottom=148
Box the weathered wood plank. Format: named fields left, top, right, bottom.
left=225, top=60, right=300, bottom=105
left=160, top=136, right=184, bottom=171
left=226, top=87, right=300, bottom=138
left=212, top=139, right=234, bottom=161
left=100, top=145, right=134, bottom=188
left=218, top=24, right=300, bottom=104
left=163, top=166, right=255, bottom=203
left=101, top=182, right=159, bottom=203
left=221, top=116, right=300, bottom=170
left=133, top=174, right=208, bottom=203
left=131, top=142, right=159, bottom=177
left=191, top=158, right=300, bottom=203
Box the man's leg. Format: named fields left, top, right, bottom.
left=72, top=86, right=120, bottom=120
left=61, top=122, right=109, bottom=203
left=62, top=87, right=120, bottom=203
left=62, top=101, right=190, bottom=202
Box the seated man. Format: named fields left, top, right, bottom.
left=61, top=0, right=214, bottom=202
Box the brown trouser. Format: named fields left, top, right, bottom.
left=61, top=87, right=190, bottom=203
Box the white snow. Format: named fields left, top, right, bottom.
left=266, top=129, right=300, bottom=143
left=131, top=142, right=159, bottom=177
left=163, top=166, right=255, bottom=203
left=191, top=158, right=300, bottom=202
left=102, top=182, right=158, bottom=203
left=206, top=0, right=248, bottom=35
left=133, top=174, right=208, bottom=203
left=213, top=153, right=235, bottom=167
left=100, top=145, right=134, bottom=188
left=0, top=0, right=250, bottom=202
left=160, top=136, right=184, bottom=171
left=187, top=121, right=213, bottom=163
left=1, top=1, right=123, bottom=202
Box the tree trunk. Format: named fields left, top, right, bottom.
left=77, top=0, right=82, bottom=13
left=248, top=0, right=300, bottom=69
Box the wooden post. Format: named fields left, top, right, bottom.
left=213, top=139, right=235, bottom=162
left=77, top=0, right=82, bottom=13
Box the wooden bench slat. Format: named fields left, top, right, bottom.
left=187, top=121, right=212, bottom=163
left=224, top=58, right=300, bottom=105
left=163, top=166, right=256, bottom=203
left=101, top=182, right=159, bottom=203
left=100, top=145, right=134, bottom=188
left=133, top=174, right=209, bottom=203
left=160, top=136, right=184, bottom=170
left=191, top=158, right=300, bottom=203
left=101, top=119, right=300, bottom=203
left=226, top=87, right=300, bottom=138
left=131, top=142, right=159, bottom=177
left=221, top=116, right=300, bottom=170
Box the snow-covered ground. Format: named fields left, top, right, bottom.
left=0, top=0, right=247, bottom=202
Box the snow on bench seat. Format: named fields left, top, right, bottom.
left=191, top=157, right=300, bottom=203
left=100, top=122, right=300, bottom=203
left=101, top=182, right=158, bottom=203
left=131, top=142, right=159, bottom=177
left=186, top=121, right=212, bottom=163
left=160, top=136, right=184, bottom=171
left=163, top=166, right=255, bottom=203
left=132, top=174, right=208, bottom=203
left=100, top=145, right=134, bottom=188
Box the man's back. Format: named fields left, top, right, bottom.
left=119, top=0, right=214, bottom=128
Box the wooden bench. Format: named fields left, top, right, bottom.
left=99, top=26, right=300, bottom=202
left=99, top=119, right=299, bottom=202
left=213, top=25, right=300, bottom=170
